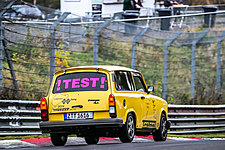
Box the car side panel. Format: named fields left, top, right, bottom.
left=154, top=97, right=168, bottom=130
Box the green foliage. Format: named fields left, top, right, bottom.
left=2, top=24, right=225, bottom=104
left=55, top=44, right=70, bottom=69
left=2, top=27, right=50, bottom=100
left=0, top=134, right=50, bottom=140
left=98, top=34, right=131, bottom=67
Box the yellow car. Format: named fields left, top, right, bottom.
left=40, top=66, right=170, bottom=146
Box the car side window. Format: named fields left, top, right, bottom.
left=133, top=73, right=147, bottom=93
left=114, top=71, right=134, bottom=91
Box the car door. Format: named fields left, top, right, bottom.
left=113, top=71, right=144, bottom=128
left=132, top=73, right=156, bottom=129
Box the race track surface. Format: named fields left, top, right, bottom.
left=0, top=136, right=225, bottom=150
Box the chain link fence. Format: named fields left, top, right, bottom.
left=0, top=2, right=225, bottom=105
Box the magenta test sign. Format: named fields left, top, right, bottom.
left=53, top=72, right=108, bottom=93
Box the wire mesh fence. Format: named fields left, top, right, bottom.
left=0, top=2, right=225, bottom=105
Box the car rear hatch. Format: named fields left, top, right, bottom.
left=48, top=69, right=111, bottom=114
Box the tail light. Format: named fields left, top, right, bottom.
left=40, top=98, right=48, bottom=121
left=109, top=94, right=117, bottom=118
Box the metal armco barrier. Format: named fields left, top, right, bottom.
left=0, top=100, right=225, bottom=136
left=0, top=100, right=41, bottom=136
left=168, top=104, right=225, bottom=134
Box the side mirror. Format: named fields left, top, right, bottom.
left=147, top=86, right=154, bottom=94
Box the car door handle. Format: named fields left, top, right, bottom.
left=141, top=96, right=145, bottom=100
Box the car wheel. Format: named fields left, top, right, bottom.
left=50, top=133, right=68, bottom=146
left=153, top=113, right=168, bottom=141
left=85, top=136, right=99, bottom=144
left=119, top=113, right=135, bottom=143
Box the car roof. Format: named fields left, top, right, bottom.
left=55, top=65, right=139, bottom=75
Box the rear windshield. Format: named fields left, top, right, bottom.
left=53, top=72, right=108, bottom=93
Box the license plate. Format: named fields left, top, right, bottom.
left=64, top=112, right=93, bottom=120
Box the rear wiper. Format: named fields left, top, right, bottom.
left=72, top=105, right=83, bottom=108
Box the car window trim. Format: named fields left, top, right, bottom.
left=132, top=72, right=148, bottom=93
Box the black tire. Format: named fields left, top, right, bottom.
left=153, top=113, right=168, bottom=141
left=85, top=136, right=99, bottom=145
left=50, top=133, right=68, bottom=146
left=119, top=113, right=135, bottom=143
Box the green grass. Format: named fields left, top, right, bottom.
left=168, top=133, right=225, bottom=138
left=0, top=134, right=50, bottom=140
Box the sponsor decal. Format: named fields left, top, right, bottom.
left=53, top=108, right=69, bottom=111
left=53, top=97, right=63, bottom=101
left=56, top=77, right=106, bottom=91
left=61, top=98, right=77, bottom=104
left=88, top=99, right=100, bottom=104
left=53, top=73, right=108, bottom=93
left=152, top=100, right=156, bottom=119
left=143, top=120, right=156, bottom=128
left=58, top=105, right=65, bottom=108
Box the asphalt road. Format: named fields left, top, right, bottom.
left=11, top=139, right=225, bottom=150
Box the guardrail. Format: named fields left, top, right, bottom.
left=0, top=100, right=41, bottom=136
left=168, top=104, right=225, bottom=134
left=0, top=100, right=225, bottom=136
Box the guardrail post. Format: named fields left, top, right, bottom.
left=216, top=32, right=225, bottom=97
left=162, top=32, right=181, bottom=100
left=50, top=12, right=70, bottom=85
left=0, top=20, right=3, bottom=93
left=190, top=30, right=208, bottom=103
left=93, top=20, right=111, bottom=65
left=131, top=28, right=149, bottom=69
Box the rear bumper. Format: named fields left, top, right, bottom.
left=40, top=118, right=123, bottom=133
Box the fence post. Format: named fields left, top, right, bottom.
left=0, top=20, right=3, bottom=93
left=93, top=20, right=111, bottom=65
left=190, top=30, right=208, bottom=103
left=216, top=32, right=225, bottom=96
left=131, top=28, right=148, bottom=69
left=50, top=12, right=70, bottom=85
left=0, top=0, right=18, bottom=95
left=2, top=24, right=19, bottom=97
left=162, top=32, right=181, bottom=100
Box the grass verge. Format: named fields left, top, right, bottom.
left=168, top=133, right=225, bottom=138
left=0, top=134, right=50, bottom=140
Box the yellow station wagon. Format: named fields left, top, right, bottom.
left=40, top=66, right=170, bottom=146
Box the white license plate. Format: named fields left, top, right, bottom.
left=64, top=112, right=93, bottom=120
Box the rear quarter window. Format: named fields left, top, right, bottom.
left=53, top=72, right=108, bottom=93
left=114, top=71, right=134, bottom=91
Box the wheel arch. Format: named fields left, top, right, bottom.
left=156, top=109, right=168, bottom=129
left=124, top=110, right=137, bottom=128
